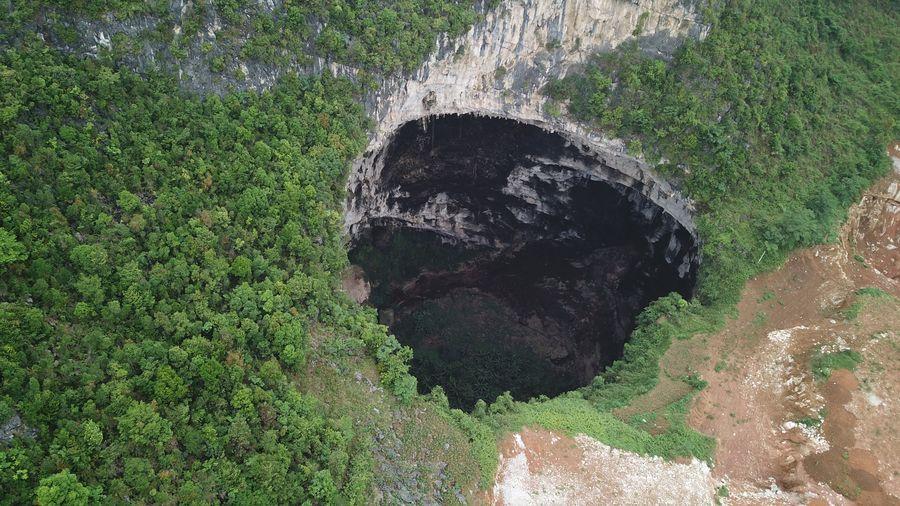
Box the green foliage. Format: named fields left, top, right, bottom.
left=841, top=301, right=863, bottom=321
left=841, top=286, right=895, bottom=319
left=493, top=392, right=715, bottom=464
left=516, top=0, right=896, bottom=471
left=69, top=244, right=108, bottom=273
left=811, top=349, right=862, bottom=380
left=796, top=414, right=823, bottom=428
left=1, top=0, right=896, bottom=500
left=473, top=294, right=717, bottom=480
left=582, top=294, right=718, bottom=411
left=546, top=0, right=898, bottom=309
left=0, top=42, right=416, bottom=503
left=855, top=286, right=892, bottom=299
left=0, top=229, right=27, bottom=265
left=632, top=11, right=650, bottom=36
left=116, top=402, right=174, bottom=453
left=10, top=0, right=485, bottom=75
left=430, top=403, right=498, bottom=489
left=35, top=470, right=96, bottom=506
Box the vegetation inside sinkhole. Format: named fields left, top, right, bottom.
left=0, top=0, right=896, bottom=502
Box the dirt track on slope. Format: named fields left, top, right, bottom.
left=488, top=146, right=900, bottom=505
left=687, top=145, right=900, bottom=504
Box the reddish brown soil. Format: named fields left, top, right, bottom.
left=487, top=149, right=900, bottom=504
left=805, top=370, right=897, bottom=505
left=685, top=154, right=900, bottom=503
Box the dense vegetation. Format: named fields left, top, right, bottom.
left=811, top=349, right=862, bottom=381
left=547, top=0, right=897, bottom=308
left=2, top=0, right=485, bottom=76
left=496, top=0, right=899, bottom=474
left=0, top=39, right=433, bottom=503
left=0, top=1, right=497, bottom=502
left=1, top=0, right=898, bottom=502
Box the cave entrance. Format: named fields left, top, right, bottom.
left=347, top=114, right=698, bottom=410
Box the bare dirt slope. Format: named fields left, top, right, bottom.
left=688, top=145, right=900, bottom=505
left=489, top=147, right=899, bottom=505
left=490, top=427, right=715, bottom=505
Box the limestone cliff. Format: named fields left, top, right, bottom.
left=41, top=0, right=708, bottom=246
left=347, top=0, right=708, bottom=252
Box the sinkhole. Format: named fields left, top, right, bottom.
left=346, top=114, right=699, bottom=410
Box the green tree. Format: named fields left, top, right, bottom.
left=0, top=228, right=26, bottom=265
left=69, top=244, right=108, bottom=273
left=153, top=365, right=188, bottom=404
left=117, top=402, right=173, bottom=452
left=35, top=470, right=93, bottom=506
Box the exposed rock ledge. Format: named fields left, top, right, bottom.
left=39, top=0, right=707, bottom=238
left=346, top=0, right=709, bottom=240
left=34, top=0, right=707, bottom=238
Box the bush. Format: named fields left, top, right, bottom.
left=811, top=350, right=862, bottom=380
left=545, top=0, right=897, bottom=309
left=35, top=470, right=95, bottom=506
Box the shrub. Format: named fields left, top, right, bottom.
left=811, top=350, right=862, bottom=380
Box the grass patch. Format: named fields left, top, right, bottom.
left=796, top=414, right=824, bottom=428
left=490, top=393, right=715, bottom=463
left=841, top=301, right=864, bottom=321
left=842, top=286, right=896, bottom=320
left=856, top=287, right=893, bottom=299
left=756, top=290, right=775, bottom=303
left=811, top=349, right=862, bottom=380
left=465, top=293, right=719, bottom=482
left=752, top=311, right=768, bottom=326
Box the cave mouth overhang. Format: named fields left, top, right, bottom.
left=344, top=113, right=700, bottom=409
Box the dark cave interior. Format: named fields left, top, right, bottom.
left=349, top=115, right=698, bottom=410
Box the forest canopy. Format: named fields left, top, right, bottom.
left=0, top=42, right=422, bottom=503
left=1, top=0, right=898, bottom=503
left=545, top=0, right=898, bottom=307
left=3, top=0, right=488, bottom=75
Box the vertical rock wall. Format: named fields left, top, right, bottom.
left=347, top=0, right=708, bottom=238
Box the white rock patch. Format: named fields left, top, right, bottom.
left=492, top=432, right=715, bottom=505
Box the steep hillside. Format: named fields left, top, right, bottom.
left=0, top=0, right=897, bottom=504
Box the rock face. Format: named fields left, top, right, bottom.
left=0, top=413, right=36, bottom=444
left=350, top=115, right=699, bottom=278
left=31, top=0, right=707, bottom=238
left=342, top=0, right=709, bottom=410
left=349, top=115, right=698, bottom=408
left=346, top=0, right=708, bottom=240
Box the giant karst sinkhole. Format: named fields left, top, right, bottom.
left=345, top=114, right=699, bottom=409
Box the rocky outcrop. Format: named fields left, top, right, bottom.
left=29, top=0, right=707, bottom=239
left=346, top=0, right=708, bottom=242
left=348, top=115, right=699, bottom=407
left=842, top=144, right=900, bottom=281
left=0, top=413, right=36, bottom=444
left=347, top=115, right=699, bottom=279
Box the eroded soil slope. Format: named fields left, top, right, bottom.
left=489, top=147, right=900, bottom=505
